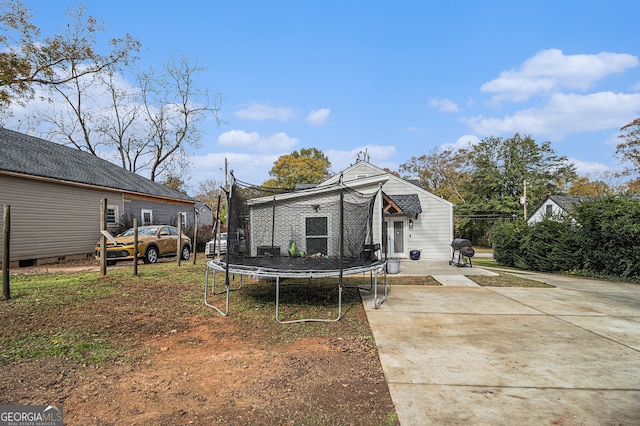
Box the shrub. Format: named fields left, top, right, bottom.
left=522, top=217, right=582, bottom=273
left=491, top=220, right=528, bottom=268
left=575, top=196, right=640, bottom=280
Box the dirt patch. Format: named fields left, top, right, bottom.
left=1, top=262, right=397, bottom=425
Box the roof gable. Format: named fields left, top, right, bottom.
left=548, top=195, right=586, bottom=212
left=384, top=193, right=423, bottom=215
left=0, top=128, right=194, bottom=203
left=320, top=160, right=453, bottom=207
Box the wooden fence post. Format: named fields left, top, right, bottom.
left=133, top=218, right=138, bottom=276
left=2, top=205, right=10, bottom=301
left=177, top=214, right=182, bottom=267
left=192, top=219, right=198, bottom=265
left=100, top=199, right=107, bottom=276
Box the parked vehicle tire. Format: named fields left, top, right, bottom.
left=144, top=246, right=159, bottom=264
left=181, top=245, right=191, bottom=260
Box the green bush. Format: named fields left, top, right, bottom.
left=575, top=196, right=640, bottom=280
left=492, top=195, right=640, bottom=281
left=522, top=217, right=582, bottom=273
left=491, top=220, right=528, bottom=268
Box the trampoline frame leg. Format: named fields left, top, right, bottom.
left=372, top=263, right=388, bottom=309
left=204, top=264, right=243, bottom=316
left=275, top=275, right=343, bottom=324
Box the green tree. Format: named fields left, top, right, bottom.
left=568, top=175, right=613, bottom=196
left=456, top=134, right=577, bottom=243
left=0, top=1, right=139, bottom=111
left=400, top=147, right=469, bottom=204
left=617, top=118, right=640, bottom=181
left=265, top=148, right=332, bottom=189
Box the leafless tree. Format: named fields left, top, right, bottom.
left=138, top=56, right=222, bottom=181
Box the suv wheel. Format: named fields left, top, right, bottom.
left=181, top=245, right=191, bottom=260
left=144, top=246, right=159, bottom=264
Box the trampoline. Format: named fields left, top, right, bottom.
left=204, top=173, right=389, bottom=323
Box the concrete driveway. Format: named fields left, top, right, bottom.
left=361, top=260, right=640, bottom=425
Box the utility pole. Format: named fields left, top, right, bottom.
left=521, top=179, right=528, bottom=221
left=224, top=158, right=229, bottom=190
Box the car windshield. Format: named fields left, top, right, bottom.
left=120, top=227, right=159, bottom=237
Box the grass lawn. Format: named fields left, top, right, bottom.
left=1, top=260, right=398, bottom=425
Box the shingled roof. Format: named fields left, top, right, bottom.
left=548, top=195, right=587, bottom=213
left=0, top=128, right=194, bottom=202
left=384, top=193, right=423, bottom=215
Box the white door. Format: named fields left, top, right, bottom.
left=386, top=219, right=406, bottom=257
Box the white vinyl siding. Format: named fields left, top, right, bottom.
left=332, top=162, right=454, bottom=260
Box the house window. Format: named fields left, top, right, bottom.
left=141, top=209, right=153, bottom=226
left=545, top=205, right=553, bottom=216
left=179, top=212, right=187, bottom=228
left=306, top=216, right=328, bottom=255
left=106, top=206, right=119, bottom=226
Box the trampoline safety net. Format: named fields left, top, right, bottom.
left=225, top=175, right=380, bottom=271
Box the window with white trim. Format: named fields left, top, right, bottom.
left=106, top=206, right=119, bottom=226
left=141, top=209, right=153, bottom=226
left=179, top=212, right=187, bottom=228
left=305, top=216, right=328, bottom=255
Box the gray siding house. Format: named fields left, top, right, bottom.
left=195, top=202, right=214, bottom=227
left=0, top=128, right=196, bottom=267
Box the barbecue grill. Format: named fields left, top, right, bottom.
left=449, top=238, right=475, bottom=268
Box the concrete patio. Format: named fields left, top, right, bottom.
left=361, top=259, right=640, bottom=425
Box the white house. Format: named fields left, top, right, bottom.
left=320, top=161, right=454, bottom=260
left=527, top=195, right=586, bottom=225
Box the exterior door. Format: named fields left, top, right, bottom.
left=385, top=219, right=405, bottom=257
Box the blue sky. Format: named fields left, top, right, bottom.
left=9, top=1, right=640, bottom=190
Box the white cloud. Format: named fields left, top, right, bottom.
left=2, top=67, right=142, bottom=135
left=217, top=129, right=298, bottom=152
left=261, top=132, right=300, bottom=151
left=481, top=49, right=639, bottom=102
left=465, top=92, right=640, bottom=138
left=306, top=108, right=331, bottom=126
left=217, top=129, right=260, bottom=147
left=428, top=98, right=459, bottom=112
left=234, top=102, right=296, bottom=121
left=569, top=158, right=611, bottom=176
left=441, top=134, right=480, bottom=151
